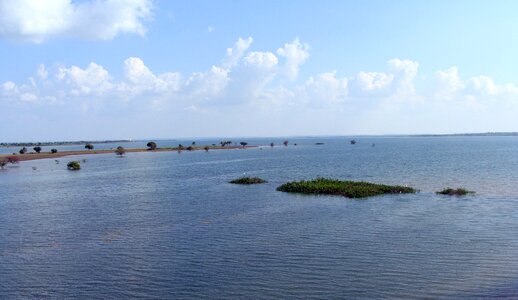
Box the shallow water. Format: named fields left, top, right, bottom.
left=2, top=136, right=518, bottom=298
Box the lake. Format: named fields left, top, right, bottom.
left=2, top=136, right=518, bottom=298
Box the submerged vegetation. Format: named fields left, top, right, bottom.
left=276, top=178, right=416, bottom=198
left=436, top=188, right=475, bottom=196
left=229, top=177, right=267, bottom=184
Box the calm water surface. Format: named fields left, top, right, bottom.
left=2, top=136, right=518, bottom=298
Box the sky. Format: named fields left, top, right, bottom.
left=1, top=0, right=518, bottom=142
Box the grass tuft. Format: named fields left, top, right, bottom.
left=229, top=177, right=267, bottom=185
left=436, top=188, right=474, bottom=196
left=276, top=177, right=416, bottom=198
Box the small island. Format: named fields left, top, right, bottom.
left=276, top=178, right=416, bottom=198
left=436, top=188, right=475, bottom=196
left=229, top=177, right=267, bottom=184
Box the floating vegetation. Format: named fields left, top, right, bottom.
left=67, top=161, right=81, bottom=171
left=229, top=177, right=267, bottom=185
left=276, top=178, right=416, bottom=198
left=436, top=188, right=475, bottom=196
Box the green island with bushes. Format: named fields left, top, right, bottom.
left=276, top=177, right=416, bottom=198
left=229, top=177, right=267, bottom=184
left=436, top=188, right=474, bottom=196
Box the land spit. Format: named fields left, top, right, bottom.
left=0, top=146, right=255, bottom=162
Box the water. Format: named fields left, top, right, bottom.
left=2, top=136, right=518, bottom=298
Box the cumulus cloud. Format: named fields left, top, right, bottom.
left=222, top=37, right=253, bottom=68
left=0, top=0, right=153, bottom=42
left=2, top=36, right=518, bottom=123
left=277, top=38, right=310, bottom=81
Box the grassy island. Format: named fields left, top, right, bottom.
left=229, top=177, right=267, bottom=184
left=276, top=178, right=416, bottom=198
left=436, top=188, right=474, bottom=196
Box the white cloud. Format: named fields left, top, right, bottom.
left=222, top=37, right=253, bottom=68
left=4, top=36, right=518, bottom=134
left=57, top=62, right=113, bottom=96
left=0, top=0, right=153, bottom=42
left=277, top=38, right=310, bottom=81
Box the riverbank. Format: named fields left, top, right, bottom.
left=0, top=145, right=255, bottom=162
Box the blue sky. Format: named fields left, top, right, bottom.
left=1, top=0, right=518, bottom=141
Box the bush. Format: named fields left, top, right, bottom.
left=147, top=141, right=157, bottom=150
left=85, top=143, right=94, bottom=150
left=204, top=146, right=210, bottom=152
left=51, top=149, right=58, bottom=153
left=33, top=146, right=42, bottom=153
left=67, top=161, right=81, bottom=170
left=115, top=146, right=126, bottom=157
left=277, top=178, right=416, bottom=198
left=436, top=188, right=474, bottom=196
left=230, top=177, right=267, bottom=184
left=19, top=147, right=27, bottom=154
left=186, top=146, right=194, bottom=151
left=6, top=156, right=20, bottom=164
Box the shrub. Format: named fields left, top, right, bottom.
left=85, top=143, right=94, bottom=150
left=19, top=147, right=27, bottom=154
left=436, top=188, right=474, bottom=196
left=147, top=141, right=157, bottom=150
left=204, top=146, right=210, bottom=152
left=230, top=177, right=267, bottom=184
left=33, top=146, right=42, bottom=153
left=67, top=161, right=81, bottom=170
left=115, top=146, right=126, bottom=157
left=277, top=178, right=416, bottom=198
left=6, top=156, right=20, bottom=164
left=51, top=149, right=58, bottom=153
left=186, top=146, right=194, bottom=151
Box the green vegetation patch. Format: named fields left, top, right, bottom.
left=67, top=161, right=81, bottom=171
left=229, top=177, right=267, bottom=185
left=436, top=188, right=474, bottom=196
left=276, top=177, right=416, bottom=198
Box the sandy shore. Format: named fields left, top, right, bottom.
left=0, top=146, right=255, bottom=162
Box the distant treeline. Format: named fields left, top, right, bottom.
left=414, top=132, right=518, bottom=137
left=0, top=140, right=131, bottom=147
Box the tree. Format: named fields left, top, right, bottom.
left=67, top=161, right=81, bottom=170
left=270, top=142, right=274, bottom=147
left=115, top=146, right=126, bottom=157
left=147, top=141, right=157, bottom=150
left=192, top=141, right=196, bottom=145
left=51, top=149, right=58, bottom=153
left=19, top=147, right=27, bottom=154
left=178, top=144, right=184, bottom=150
left=85, top=143, right=94, bottom=150
left=283, top=140, right=288, bottom=146
left=220, top=140, right=232, bottom=147
left=240, top=142, right=248, bottom=147
left=33, top=146, right=42, bottom=153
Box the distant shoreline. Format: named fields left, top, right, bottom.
left=2, top=132, right=518, bottom=146
left=0, top=146, right=255, bottom=162
left=0, top=140, right=131, bottom=147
